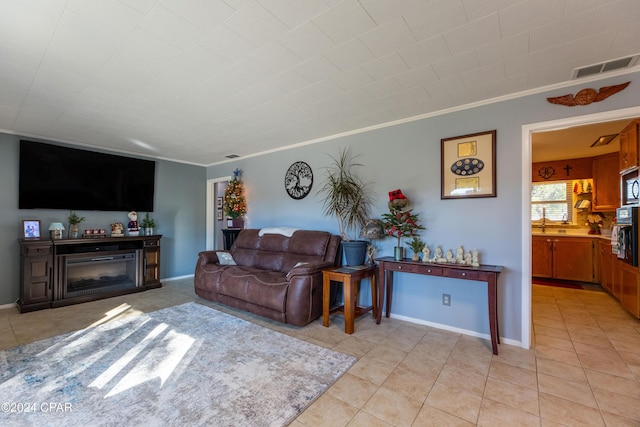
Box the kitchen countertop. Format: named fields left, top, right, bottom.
left=532, top=229, right=612, bottom=240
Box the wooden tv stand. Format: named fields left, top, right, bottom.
left=18, top=235, right=162, bottom=313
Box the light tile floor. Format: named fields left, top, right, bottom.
left=1, top=279, right=639, bottom=426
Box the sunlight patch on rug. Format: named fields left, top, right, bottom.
left=0, top=302, right=356, bottom=426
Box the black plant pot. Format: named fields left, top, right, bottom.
left=341, top=240, right=368, bottom=266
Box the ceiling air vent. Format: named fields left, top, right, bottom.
left=225, top=154, right=240, bottom=159
left=572, top=54, right=640, bottom=79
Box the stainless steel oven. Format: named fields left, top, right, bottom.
left=616, top=206, right=638, bottom=266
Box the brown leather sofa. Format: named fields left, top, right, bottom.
left=194, top=229, right=341, bottom=326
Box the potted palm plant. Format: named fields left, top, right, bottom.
left=318, top=147, right=374, bottom=265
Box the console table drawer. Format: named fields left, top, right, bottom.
left=443, top=269, right=483, bottom=280
left=386, top=263, right=443, bottom=276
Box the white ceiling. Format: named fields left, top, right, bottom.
left=1, top=0, right=639, bottom=166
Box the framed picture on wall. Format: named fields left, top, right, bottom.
left=441, top=130, right=496, bottom=199
left=216, top=197, right=223, bottom=209
left=22, top=220, right=41, bottom=239
left=217, top=210, right=223, bottom=220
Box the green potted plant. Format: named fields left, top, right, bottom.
left=406, top=236, right=425, bottom=261
left=141, top=213, right=157, bottom=235
left=318, top=147, right=375, bottom=265
left=67, top=211, right=85, bottom=239
left=381, top=190, right=425, bottom=260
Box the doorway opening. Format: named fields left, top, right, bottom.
left=206, top=176, right=231, bottom=251
left=521, top=106, right=640, bottom=349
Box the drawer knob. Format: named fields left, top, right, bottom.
left=462, top=272, right=466, bottom=276
left=427, top=269, right=431, bottom=273
left=398, top=266, right=402, bottom=270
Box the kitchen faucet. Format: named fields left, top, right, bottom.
left=541, top=208, right=546, bottom=233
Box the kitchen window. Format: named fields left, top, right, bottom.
left=531, top=181, right=573, bottom=223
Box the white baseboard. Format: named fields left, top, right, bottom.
left=161, top=274, right=194, bottom=282
left=389, top=312, right=524, bottom=349
left=0, top=302, right=18, bottom=310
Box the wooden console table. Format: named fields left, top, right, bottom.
left=376, top=257, right=503, bottom=355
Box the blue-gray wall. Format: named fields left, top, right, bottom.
left=0, top=133, right=207, bottom=305
left=207, top=71, right=640, bottom=347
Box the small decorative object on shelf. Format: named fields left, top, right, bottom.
left=111, top=222, right=124, bottom=237
left=67, top=211, right=85, bottom=239
left=48, top=222, right=65, bottom=240
left=586, top=213, right=603, bottom=235
left=141, top=212, right=156, bottom=236
left=224, top=168, right=247, bottom=228
left=83, top=229, right=106, bottom=238
left=22, top=220, right=41, bottom=239
left=407, top=236, right=425, bottom=261
left=421, top=244, right=480, bottom=266
left=360, top=219, right=385, bottom=266
left=127, top=211, right=140, bottom=236
left=381, top=189, right=425, bottom=261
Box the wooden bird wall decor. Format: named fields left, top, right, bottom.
left=546, top=81, right=630, bottom=106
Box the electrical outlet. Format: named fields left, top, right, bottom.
left=442, top=293, right=451, bottom=306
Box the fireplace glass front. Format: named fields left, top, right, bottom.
left=63, top=252, right=141, bottom=298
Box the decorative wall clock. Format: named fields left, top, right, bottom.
left=284, top=161, right=313, bottom=199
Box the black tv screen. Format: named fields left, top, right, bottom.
left=19, top=140, right=155, bottom=211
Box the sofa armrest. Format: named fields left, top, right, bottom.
left=197, top=250, right=222, bottom=266
left=286, top=261, right=334, bottom=280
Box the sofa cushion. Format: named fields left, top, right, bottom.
left=281, top=230, right=331, bottom=271
left=217, top=266, right=288, bottom=312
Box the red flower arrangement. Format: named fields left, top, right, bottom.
left=381, top=189, right=424, bottom=247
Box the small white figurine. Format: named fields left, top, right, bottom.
left=434, top=246, right=444, bottom=263
left=472, top=249, right=480, bottom=267
left=422, top=245, right=431, bottom=263
left=445, top=249, right=454, bottom=263
left=465, top=251, right=473, bottom=265
left=456, top=246, right=464, bottom=264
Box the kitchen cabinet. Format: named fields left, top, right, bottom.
left=597, top=239, right=617, bottom=296
left=619, top=261, right=639, bottom=318
left=532, top=236, right=553, bottom=278
left=532, top=236, right=594, bottom=282
left=619, top=119, right=639, bottom=173
left=592, top=153, right=620, bottom=212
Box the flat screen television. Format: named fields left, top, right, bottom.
left=19, top=140, right=155, bottom=212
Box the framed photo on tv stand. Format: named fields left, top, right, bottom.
left=22, top=220, right=41, bottom=239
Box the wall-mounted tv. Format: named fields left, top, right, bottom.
left=19, top=140, right=155, bottom=212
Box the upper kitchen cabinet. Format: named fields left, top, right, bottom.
left=592, top=152, right=620, bottom=212
left=619, top=119, right=639, bottom=173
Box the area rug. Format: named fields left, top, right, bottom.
left=0, top=302, right=356, bottom=426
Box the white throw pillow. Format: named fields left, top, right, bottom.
left=218, top=252, right=236, bottom=265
